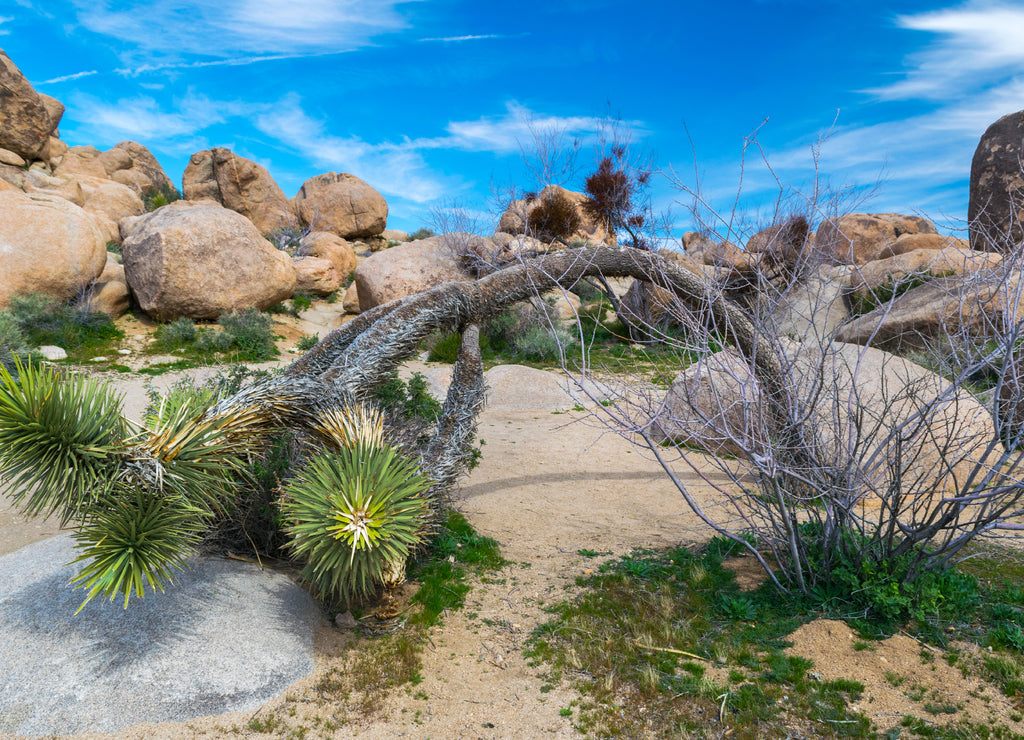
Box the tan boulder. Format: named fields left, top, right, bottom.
left=102, top=141, right=176, bottom=196
left=890, top=232, right=968, bottom=256
left=37, top=93, right=64, bottom=134
left=846, top=247, right=1003, bottom=306
left=298, top=231, right=357, bottom=281
left=836, top=270, right=1024, bottom=352
left=382, top=229, right=409, bottom=242
left=291, top=172, right=387, bottom=239
left=293, top=256, right=340, bottom=296
left=681, top=230, right=716, bottom=257
left=342, top=282, right=361, bottom=314
left=815, top=213, right=937, bottom=265
left=0, top=51, right=57, bottom=161
left=56, top=143, right=175, bottom=198
left=0, top=190, right=107, bottom=308
left=0, top=148, right=26, bottom=167
left=121, top=201, right=296, bottom=320
left=75, top=258, right=130, bottom=317
left=497, top=184, right=614, bottom=245
left=183, top=148, right=290, bottom=233
left=51, top=145, right=109, bottom=180
left=353, top=234, right=471, bottom=311
left=653, top=342, right=998, bottom=493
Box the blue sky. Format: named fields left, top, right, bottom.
left=3, top=0, right=1023, bottom=239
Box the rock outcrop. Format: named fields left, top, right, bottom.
left=297, top=231, right=357, bottom=281
left=0, top=190, right=107, bottom=308
left=291, top=172, right=387, bottom=239
left=183, top=148, right=290, bottom=233
left=53, top=142, right=176, bottom=197
left=814, top=213, right=937, bottom=265
left=969, top=109, right=1024, bottom=253
left=121, top=201, right=296, bottom=320
left=0, top=51, right=58, bottom=161
left=836, top=271, right=1024, bottom=352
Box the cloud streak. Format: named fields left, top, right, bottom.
left=38, top=69, right=98, bottom=85
left=418, top=33, right=519, bottom=43
left=71, top=0, right=414, bottom=59
left=867, top=1, right=1024, bottom=101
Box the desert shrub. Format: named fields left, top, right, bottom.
left=515, top=325, right=571, bottom=362
left=142, top=183, right=181, bottom=212
left=6, top=293, right=122, bottom=351
left=105, top=241, right=122, bottom=256
left=0, top=311, right=27, bottom=367
left=292, top=293, right=312, bottom=313
left=407, top=228, right=435, bottom=241
left=527, top=190, right=582, bottom=242
left=154, top=317, right=198, bottom=349
left=266, top=224, right=306, bottom=254
left=296, top=333, right=319, bottom=352
left=215, top=308, right=277, bottom=361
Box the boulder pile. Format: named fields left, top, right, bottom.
left=0, top=53, right=388, bottom=322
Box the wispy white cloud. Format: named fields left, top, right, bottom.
left=254, top=95, right=452, bottom=203
left=114, top=50, right=353, bottom=77
left=418, top=33, right=517, bottom=43
left=38, top=69, right=98, bottom=85
left=65, top=90, right=251, bottom=148
left=0, top=15, right=12, bottom=34
left=72, top=0, right=414, bottom=59
left=868, top=1, right=1024, bottom=101
left=409, top=101, right=638, bottom=154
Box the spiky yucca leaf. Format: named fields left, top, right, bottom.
left=309, top=403, right=386, bottom=450
left=0, top=358, right=126, bottom=524
left=281, top=442, right=429, bottom=603
left=70, top=488, right=204, bottom=612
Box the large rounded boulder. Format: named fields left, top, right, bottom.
left=0, top=191, right=107, bottom=308
left=121, top=201, right=296, bottom=320
left=0, top=51, right=58, bottom=161
left=290, top=172, right=387, bottom=239
left=183, top=148, right=290, bottom=234
left=969, top=109, right=1024, bottom=253
left=353, top=234, right=472, bottom=311
left=652, top=342, right=997, bottom=493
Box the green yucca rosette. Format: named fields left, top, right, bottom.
left=70, top=488, right=205, bottom=612
left=0, top=357, right=127, bottom=525
left=281, top=442, right=430, bottom=603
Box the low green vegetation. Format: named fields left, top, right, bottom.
left=152, top=308, right=278, bottom=363
left=528, top=538, right=1024, bottom=738
left=0, top=292, right=123, bottom=365
left=142, top=183, right=182, bottom=212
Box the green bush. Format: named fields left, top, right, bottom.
left=154, top=317, right=198, bottom=349
left=6, top=293, right=122, bottom=352
left=407, top=228, right=435, bottom=241
left=142, top=183, right=181, bottom=212
left=296, top=333, right=319, bottom=352
left=218, top=308, right=277, bottom=361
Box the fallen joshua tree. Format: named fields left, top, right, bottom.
left=1, top=240, right=1023, bottom=616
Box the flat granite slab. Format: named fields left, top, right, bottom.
left=0, top=534, right=321, bottom=737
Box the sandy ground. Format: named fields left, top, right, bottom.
left=3, top=305, right=1023, bottom=738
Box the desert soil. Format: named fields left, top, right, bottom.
left=1, top=305, right=1022, bottom=738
